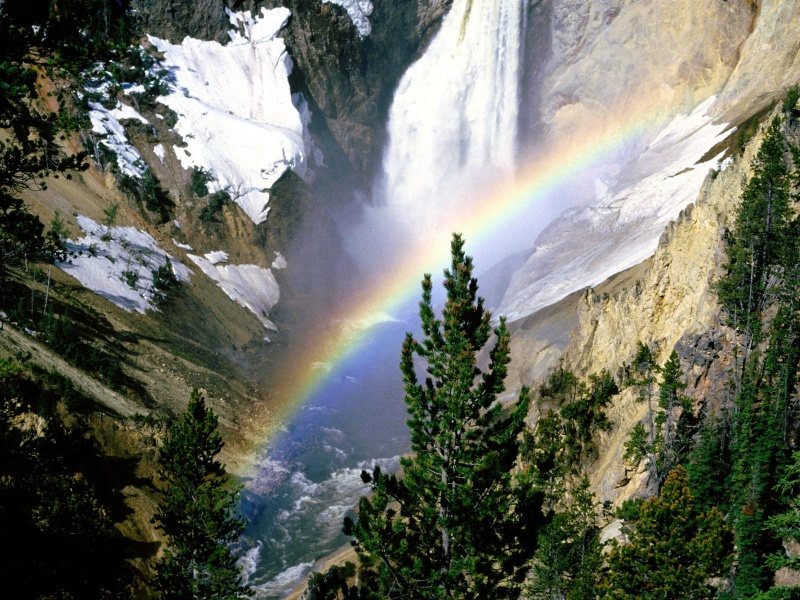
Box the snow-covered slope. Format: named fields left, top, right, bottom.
left=149, top=7, right=318, bottom=224
left=499, top=97, right=731, bottom=321
left=88, top=101, right=150, bottom=178
left=57, top=216, right=192, bottom=314
left=187, top=252, right=280, bottom=331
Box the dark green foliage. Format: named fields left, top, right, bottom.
left=728, top=368, right=791, bottom=597
left=153, top=389, right=251, bottom=599
left=622, top=345, right=660, bottom=480
left=344, top=234, right=542, bottom=600
left=152, top=258, right=180, bottom=303
left=39, top=308, right=125, bottom=387
left=702, top=116, right=800, bottom=596
left=0, top=61, right=86, bottom=285
left=624, top=349, right=694, bottom=492
left=122, top=268, right=140, bottom=289
left=200, top=190, right=231, bottom=223
left=0, top=357, right=132, bottom=597
left=687, top=413, right=731, bottom=515
left=118, top=170, right=174, bottom=223
left=191, top=167, right=213, bottom=198
left=766, top=453, right=800, bottom=575
left=600, top=467, right=732, bottom=600
left=538, top=366, right=581, bottom=405
left=306, top=562, right=361, bottom=600
left=4, top=300, right=127, bottom=389
left=527, top=478, right=603, bottom=600
left=522, top=409, right=569, bottom=500
left=1, top=0, right=135, bottom=68
left=560, top=370, right=618, bottom=463
left=784, top=86, right=800, bottom=125
left=102, top=202, right=119, bottom=229
left=716, top=117, right=792, bottom=346
left=531, top=367, right=618, bottom=475
left=655, top=352, right=694, bottom=479
left=750, top=589, right=800, bottom=600
left=123, top=49, right=171, bottom=111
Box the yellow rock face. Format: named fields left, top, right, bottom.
left=549, top=116, right=771, bottom=506
left=539, top=0, right=755, bottom=142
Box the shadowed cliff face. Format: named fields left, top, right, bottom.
left=130, top=0, right=231, bottom=43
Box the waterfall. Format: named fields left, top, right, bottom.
left=357, top=0, right=525, bottom=268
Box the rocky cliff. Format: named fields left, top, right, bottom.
left=511, top=109, right=777, bottom=510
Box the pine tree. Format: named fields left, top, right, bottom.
left=655, top=351, right=694, bottom=484
left=687, top=412, right=731, bottom=515
left=623, top=343, right=661, bottom=486
left=153, top=389, right=250, bottom=599
left=600, top=466, right=732, bottom=600
left=343, top=234, right=543, bottom=600
left=527, top=477, right=603, bottom=600
left=624, top=349, right=693, bottom=492
left=717, top=116, right=792, bottom=349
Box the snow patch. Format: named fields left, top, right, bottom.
left=153, top=143, right=165, bottom=161
left=499, top=97, right=733, bottom=321
left=57, top=216, right=192, bottom=314
left=322, top=0, right=373, bottom=36
left=271, top=252, right=287, bottom=270
left=148, top=7, right=320, bottom=225
left=172, top=238, right=192, bottom=250
left=204, top=250, right=229, bottom=265
left=187, top=254, right=279, bottom=330
left=88, top=101, right=149, bottom=178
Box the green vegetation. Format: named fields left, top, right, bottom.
left=784, top=86, right=800, bottom=126
left=334, top=235, right=542, bottom=599
left=623, top=349, right=694, bottom=491
left=200, top=190, right=231, bottom=223
left=600, top=467, right=732, bottom=600
left=191, top=167, right=213, bottom=198
left=152, top=389, right=251, bottom=599
left=119, top=169, right=174, bottom=224
left=122, top=268, right=140, bottom=289
left=0, top=357, right=134, bottom=597
left=0, top=60, right=86, bottom=289
left=1, top=0, right=135, bottom=69
left=527, top=477, right=604, bottom=600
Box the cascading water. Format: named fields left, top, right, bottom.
left=382, top=0, right=523, bottom=195
left=247, top=1, right=529, bottom=596
left=356, top=0, right=525, bottom=270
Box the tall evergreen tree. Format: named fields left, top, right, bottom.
left=153, top=389, right=250, bottom=599
left=527, top=477, right=603, bottom=600
left=343, top=234, right=543, bottom=600
left=717, top=116, right=792, bottom=350
left=687, top=412, right=731, bottom=515
left=624, top=350, right=693, bottom=492
left=600, top=467, right=732, bottom=600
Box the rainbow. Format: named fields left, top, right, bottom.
left=248, top=107, right=662, bottom=462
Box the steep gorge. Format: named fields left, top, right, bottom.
left=3, top=0, right=800, bottom=596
